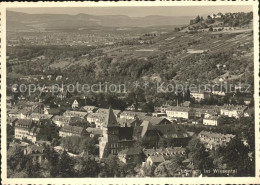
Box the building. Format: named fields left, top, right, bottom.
left=133, top=122, right=191, bottom=148
left=59, top=125, right=86, bottom=137
left=118, top=147, right=144, bottom=164
left=154, top=104, right=170, bottom=113
left=117, top=118, right=140, bottom=127
left=203, top=116, right=221, bottom=126
left=14, top=119, right=57, bottom=143
left=63, top=110, right=88, bottom=119
left=120, top=111, right=148, bottom=120
left=166, top=106, right=194, bottom=119
left=82, top=105, right=98, bottom=113
left=16, top=101, right=44, bottom=114
left=24, top=144, right=46, bottom=163
left=96, top=108, right=121, bottom=118
left=86, top=113, right=105, bottom=126
left=190, top=91, right=210, bottom=101
left=140, top=116, right=171, bottom=126
left=14, top=119, right=33, bottom=140
left=44, top=108, right=61, bottom=115
left=30, top=113, right=53, bottom=121
left=198, top=131, right=235, bottom=150
left=71, top=98, right=87, bottom=109
left=146, top=155, right=165, bottom=166
left=52, top=115, right=79, bottom=127
left=220, top=105, right=248, bottom=118
left=126, top=104, right=136, bottom=111
left=182, top=101, right=191, bottom=107
left=99, top=107, right=135, bottom=158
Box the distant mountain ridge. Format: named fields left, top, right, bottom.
left=7, top=11, right=193, bottom=31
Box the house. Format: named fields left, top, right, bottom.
left=52, top=115, right=79, bottom=127
left=119, top=111, right=148, bottom=120
left=212, top=90, right=226, bottom=96
left=118, top=147, right=144, bottom=164
left=24, top=144, right=46, bottom=163
left=198, top=131, right=235, bottom=150
left=71, top=98, right=87, bottom=109
left=44, top=108, right=61, bottom=115
left=82, top=105, right=98, bottom=113
left=166, top=106, right=194, bottom=119
left=140, top=116, right=171, bottom=125
left=143, top=147, right=186, bottom=159
left=63, top=110, right=88, bottom=119
left=146, top=155, right=165, bottom=166
left=15, top=119, right=57, bottom=143
left=29, top=113, right=53, bottom=121
left=96, top=108, right=121, bottom=118
left=182, top=101, right=191, bottom=107
left=117, top=118, right=141, bottom=127
left=86, top=113, right=105, bottom=126
left=154, top=104, right=170, bottom=113
left=16, top=101, right=44, bottom=114
left=203, top=116, right=221, bottom=126
left=220, top=105, right=248, bottom=118
left=59, top=125, right=86, bottom=137
left=193, top=106, right=220, bottom=118
left=133, top=122, right=191, bottom=148
left=243, top=98, right=252, bottom=105
left=190, top=91, right=210, bottom=101
left=126, top=104, right=136, bottom=111
left=86, top=127, right=103, bottom=138
left=14, top=119, right=33, bottom=140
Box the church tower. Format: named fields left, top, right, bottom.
left=99, top=107, right=120, bottom=158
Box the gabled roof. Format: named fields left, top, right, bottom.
left=140, top=116, right=170, bottom=125
left=120, top=111, right=148, bottom=118
left=96, top=108, right=121, bottom=115
left=119, top=147, right=143, bottom=156
left=141, top=121, right=156, bottom=137
left=60, top=125, right=84, bottom=135
left=46, top=108, right=61, bottom=115
left=154, top=124, right=190, bottom=138
left=15, top=119, right=33, bottom=128
left=148, top=155, right=165, bottom=163
left=166, top=106, right=191, bottom=112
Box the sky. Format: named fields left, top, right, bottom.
left=8, top=6, right=253, bottom=17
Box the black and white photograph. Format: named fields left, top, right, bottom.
left=1, top=1, right=259, bottom=184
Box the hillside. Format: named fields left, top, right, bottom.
left=7, top=12, right=254, bottom=89
left=7, top=11, right=193, bottom=31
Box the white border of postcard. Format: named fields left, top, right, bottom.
left=1, top=0, right=259, bottom=184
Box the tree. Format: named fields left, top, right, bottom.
left=75, top=155, right=99, bottom=177
left=99, top=154, right=121, bottom=177
left=135, top=163, right=156, bottom=177
left=186, top=138, right=212, bottom=171
left=56, top=151, right=75, bottom=177
left=7, top=144, right=27, bottom=171
left=25, top=158, right=42, bottom=177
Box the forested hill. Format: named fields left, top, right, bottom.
left=186, top=12, right=253, bottom=31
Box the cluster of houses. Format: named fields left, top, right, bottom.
left=7, top=94, right=251, bottom=168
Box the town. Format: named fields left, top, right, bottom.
left=6, top=10, right=255, bottom=178
left=6, top=83, right=254, bottom=177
